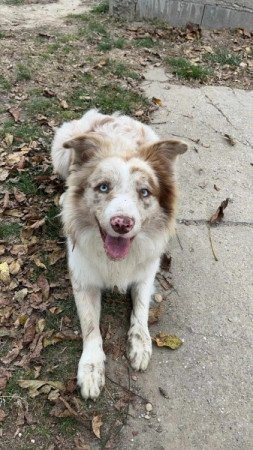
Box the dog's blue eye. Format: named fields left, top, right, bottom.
left=99, top=183, right=109, bottom=193
left=140, top=188, right=150, bottom=198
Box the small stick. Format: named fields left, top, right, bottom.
left=106, top=375, right=149, bottom=403
left=59, top=396, right=89, bottom=421
left=176, top=231, right=183, bottom=250
left=208, top=227, right=218, bottom=261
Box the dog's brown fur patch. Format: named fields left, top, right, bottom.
left=139, top=143, right=179, bottom=218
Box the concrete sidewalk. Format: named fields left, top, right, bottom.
left=121, top=70, right=253, bottom=450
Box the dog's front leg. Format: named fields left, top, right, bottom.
left=72, top=280, right=105, bottom=399
left=127, top=259, right=160, bottom=371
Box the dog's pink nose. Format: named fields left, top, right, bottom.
left=110, top=215, right=135, bottom=235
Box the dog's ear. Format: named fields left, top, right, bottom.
left=63, top=133, right=103, bottom=165
left=141, top=140, right=188, bottom=164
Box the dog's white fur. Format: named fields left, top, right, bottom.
left=51, top=109, right=187, bottom=399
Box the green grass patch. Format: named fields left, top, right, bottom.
left=0, top=74, right=11, bottom=91
left=29, top=424, right=51, bottom=440
left=58, top=417, right=80, bottom=436
left=97, top=38, right=113, bottom=51
left=0, top=222, right=21, bottom=240
left=0, top=120, right=41, bottom=142
left=16, top=63, right=32, bottom=81
left=6, top=172, right=39, bottom=195
left=4, top=0, right=24, bottom=4
left=29, top=252, right=65, bottom=284
left=57, top=33, right=79, bottom=43
left=88, top=20, right=108, bottom=36
left=93, top=84, right=148, bottom=114
left=46, top=42, right=62, bottom=54
left=165, top=56, right=212, bottom=80
left=102, top=289, right=130, bottom=317
left=91, top=1, right=109, bottom=14
left=62, top=44, right=73, bottom=54
left=134, top=37, right=156, bottom=48
left=114, top=37, right=127, bottom=49
left=25, top=95, right=59, bottom=118
left=44, top=205, right=62, bottom=239
left=204, top=49, right=242, bottom=66
left=67, top=13, right=90, bottom=21
left=0, top=31, right=6, bottom=39
left=41, top=339, right=80, bottom=381
left=97, top=37, right=128, bottom=52
left=107, top=60, right=140, bottom=80
left=5, top=368, right=33, bottom=396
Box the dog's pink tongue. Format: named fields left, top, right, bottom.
left=104, top=234, right=131, bottom=260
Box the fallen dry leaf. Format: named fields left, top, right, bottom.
left=0, top=409, right=6, bottom=422
left=43, top=88, right=56, bottom=97
left=43, top=331, right=80, bottom=348
left=0, top=328, right=17, bottom=338
left=224, top=133, right=236, bottom=146
left=3, top=208, right=23, bottom=218
left=4, top=133, right=13, bottom=146
left=0, top=368, right=11, bottom=390
left=23, top=324, right=36, bottom=346
left=36, top=318, right=46, bottom=333
left=0, top=262, right=10, bottom=284
left=13, top=188, right=26, bottom=203
left=13, top=289, right=28, bottom=302
left=1, top=342, right=23, bottom=365
left=37, top=275, right=50, bottom=300
left=159, top=387, right=169, bottom=398
left=29, top=217, right=45, bottom=229
left=9, top=260, right=21, bottom=275
left=2, top=192, right=9, bottom=210
left=0, top=169, right=9, bottom=181
left=50, top=396, right=81, bottom=422
left=148, top=304, right=163, bottom=325
left=8, top=107, right=21, bottom=122
left=32, top=257, right=47, bottom=270
left=153, top=332, right=183, bottom=349
left=209, top=198, right=229, bottom=224
left=18, top=379, right=64, bottom=398
left=74, top=436, right=91, bottom=450
left=152, top=96, right=162, bottom=106
left=134, top=109, right=144, bottom=117
left=60, top=100, right=69, bottom=109
left=92, top=414, right=103, bottom=439
left=10, top=244, right=27, bottom=256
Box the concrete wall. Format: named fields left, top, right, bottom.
left=109, top=0, right=253, bottom=31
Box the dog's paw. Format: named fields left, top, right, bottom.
left=127, top=326, right=152, bottom=371
left=77, top=352, right=105, bottom=400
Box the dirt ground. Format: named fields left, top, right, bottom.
left=0, top=1, right=252, bottom=449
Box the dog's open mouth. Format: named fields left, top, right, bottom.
left=97, top=221, right=132, bottom=260
left=103, top=233, right=131, bottom=260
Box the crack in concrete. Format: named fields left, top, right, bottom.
left=198, top=118, right=253, bottom=149
left=204, top=93, right=237, bottom=129
left=177, top=219, right=253, bottom=227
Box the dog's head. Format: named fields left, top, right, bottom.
left=62, top=133, right=187, bottom=260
